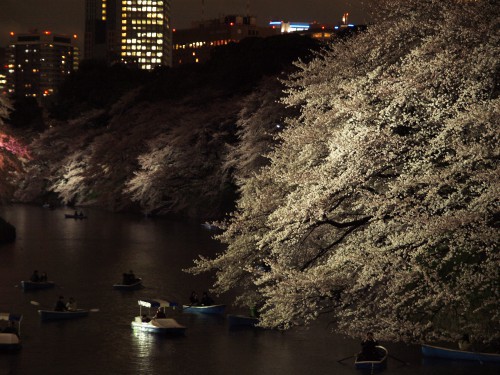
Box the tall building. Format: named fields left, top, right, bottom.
left=84, top=0, right=172, bottom=69
left=6, top=31, right=79, bottom=99
left=172, top=15, right=277, bottom=66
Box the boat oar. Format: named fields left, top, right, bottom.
left=337, top=354, right=355, bottom=363
left=388, top=354, right=410, bottom=366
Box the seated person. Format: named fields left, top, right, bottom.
left=141, top=314, right=151, bottom=323
left=201, top=291, right=214, bottom=306
left=30, top=270, right=40, bottom=282
left=39, top=272, right=48, bottom=282
left=458, top=334, right=472, bottom=351
left=189, top=291, right=199, bottom=305
left=54, top=296, right=67, bottom=311
left=123, top=270, right=138, bottom=285
left=154, top=307, right=167, bottom=319
left=66, top=297, right=77, bottom=311
left=360, top=332, right=379, bottom=360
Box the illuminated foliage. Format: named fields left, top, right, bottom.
left=0, top=96, right=30, bottom=200
left=187, top=0, right=499, bottom=344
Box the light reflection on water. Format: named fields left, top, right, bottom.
left=0, top=204, right=498, bottom=375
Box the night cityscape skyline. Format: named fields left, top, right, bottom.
left=0, top=0, right=369, bottom=47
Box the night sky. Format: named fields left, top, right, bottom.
left=0, top=0, right=369, bottom=48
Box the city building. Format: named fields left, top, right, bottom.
left=269, top=20, right=367, bottom=42
left=172, top=15, right=277, bottom=66
left=6, top=31, right=79, bottom=99
left=84, top=0, right=172, bottom=69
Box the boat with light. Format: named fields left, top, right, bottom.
left=131, top=299, right=186, bottom=335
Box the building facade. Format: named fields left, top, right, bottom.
left=172, top=15, right=277, bottom=66
left=6, top=31, right=79, bottom=99
left=85, top=0, right=172, bottom=69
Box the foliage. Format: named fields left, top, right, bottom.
left=187, top=0, right=500, bottom=344
left=14, top=34, right=317, bottom=218
left=0, top=95, right=30, bottom=201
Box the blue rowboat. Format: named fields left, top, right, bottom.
left=0, top=313, right=22, bottom=350
left=227, top=314, right=259, bottom=328
left=113, top=278, right=143, bottom=290
left=131, top=299, right=185, bottom=335
left=355, top=345, right=388, bottom=370
left=38, top=309, right=89, bottom=321
left=422, top=344, right=500, bottom=363
left=182, top=304, right=226, bottom=315
left=21, top=280, right=55, bottom=291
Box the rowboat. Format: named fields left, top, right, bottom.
left=422, top=344, right=500, bottom=363
left=21, top=280, right=55, bottom=291
left=227, top=314, right=259, bottom=328
left=38, top=309, right=90, bottom=321
left=131, top=299, right=185, bottom=335
left=0, top=313, right=22, bottom=350
left=113, top=278, right=143, bottom=290
left=355, top=345, right=388, bottom=370
left=182, top=304, right=226, bottom=315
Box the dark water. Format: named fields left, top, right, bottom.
left=0, top=204, right=497, bottom=375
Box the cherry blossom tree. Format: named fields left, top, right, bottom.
left=0, top=96, right=30, bottom=201
left=188, top=0, right=499, bottom=344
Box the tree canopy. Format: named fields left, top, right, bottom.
left=0, top=95, right=30, bottom=201
left=188, top=0, right=499, bottom=344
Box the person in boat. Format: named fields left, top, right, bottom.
left=123, top=270, right=138, bottom=285
left=74, top=210, right=79, bottom=217
left=66, top=297, right=77, bottom=311
left=79, top=211, right=84, bottom=217
left=2, top=321, right=18, bottom=337
left=54, top=296, right=68, bottom=311
left=30, top=270, right=40, bottom=282
left=458, top=333, right=472, bottom=351
left=201, top=291, right=214, bottom=306
left=141, top=314, right=151, bottom=323
left=189, top=291, right=199, bottom=305
left=360, top=332, right=379, bottom=360
left=154, top=307, right=167, bottom=319
left=39, top=271, right=48, bottom=282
